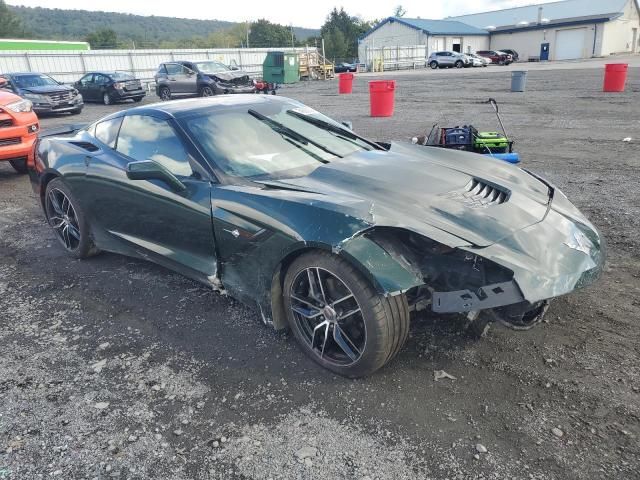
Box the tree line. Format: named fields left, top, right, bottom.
left=0, top=2, right=410, bottom=62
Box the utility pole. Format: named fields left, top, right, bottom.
left=246, top=21, right=250, bottom=49
left=290, top=25, right=295, bottom=48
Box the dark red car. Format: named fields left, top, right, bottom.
left=476, top=50, right=513, bottom=65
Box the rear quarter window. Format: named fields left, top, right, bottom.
left=94, top=117, right=123, bottom=148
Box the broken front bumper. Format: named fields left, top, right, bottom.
left=432, top=191, right=605, bottom=313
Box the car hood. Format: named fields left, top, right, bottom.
left=20, top=85, right=74, bottom=94
left=207, top=71, right=251, bottom=83
left=262, top=143, right=552, bottom=248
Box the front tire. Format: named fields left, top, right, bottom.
left=44, top=178, right=99, bottom=259
left=429, top=61, right=439, bottom=69
left=283, top=251, right=409, bottom=378
left=158, top=86, right=171, bottom=101
left=200, top=85, right=215, bottom=97
left=102, top=93, right=112, bottom=105
left=9, top=158, right=28, bottom=174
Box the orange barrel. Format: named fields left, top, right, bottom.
left=603, top=64, right=628, bottom=92
left=338, top=73, right=354, bottom=94
left=369, top=80, right=395, bottom=117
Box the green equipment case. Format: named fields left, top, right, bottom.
left=474, top=131, right=509, bottom=153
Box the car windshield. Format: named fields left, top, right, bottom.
left=194, top=61, right=230, bottom=74
left=13, top=74, right=59, bottom=88
left=112, top=72, right=135, bottom=80
left=183, top=101, right=371, bottom=181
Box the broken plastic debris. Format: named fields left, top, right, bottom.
left=622, top=137, right=632, bottom=142
left=434, top=370, right=457, bottom=381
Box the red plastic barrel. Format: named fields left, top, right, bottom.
left=338, top=73, right=354, bottom=94
left=603, top=63, right=628, bottom=92
left=369, top=80, right=395, bottom=117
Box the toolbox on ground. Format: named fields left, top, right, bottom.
left=473, top=131, right=510, bottom=153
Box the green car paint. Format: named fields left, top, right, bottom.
left=30, top=96, right=605, bottom=331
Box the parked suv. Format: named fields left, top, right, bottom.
left=0, top=72, right=83, bottom=115
left=428, top=51, right=472, bottom=69
left=499, top=49, right=520, bottom=62
left=155, top=60, right=255, bottom=100
left=476, top=50, right=513, bottom=65
left=75, top=71, right=145, bottom=105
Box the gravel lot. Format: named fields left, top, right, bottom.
left=1, top=60, right=639, bottom=480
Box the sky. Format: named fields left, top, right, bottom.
left=7, top=0, right=563, bottom=28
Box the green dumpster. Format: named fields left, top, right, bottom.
left=263, top=51, right=299, bottom=84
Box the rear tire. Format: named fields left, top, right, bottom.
left=102, top=93, right=112, bottom=105
left=455, top=60, right=464, bottom=68
left=283, top=250, right=409, bottom=378
left=44, top=178, right=100, bottom=259
left=429, top=61, right=438, bottom=69
left=9, top=158, right=28, bottom=174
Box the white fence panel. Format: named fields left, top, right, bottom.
left=360, top=45, right=428, bottom=71
left=0, top=47, right=314, bottom=84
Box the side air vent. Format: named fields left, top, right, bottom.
left=444, top=179, right=509, bottom=209
left=70, top=141, right=99, bottom=152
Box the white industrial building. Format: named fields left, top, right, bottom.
left=359, top=0, right=640, bottom=64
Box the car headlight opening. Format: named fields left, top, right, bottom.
left=7, top=99, right=34, bottom=113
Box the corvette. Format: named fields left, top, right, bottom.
left=29, top=95, right=605, bottom=377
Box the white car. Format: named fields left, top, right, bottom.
left=469, top=54, right=490, bottom=67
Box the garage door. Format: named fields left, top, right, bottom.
left=555, top=28, right=586, bottom=60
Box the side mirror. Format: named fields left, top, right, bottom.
left=230, top=66, right=239, bottom=71
left=126, top=160, right=186, bottom=192
left=341, top=121, right=353, bottom=130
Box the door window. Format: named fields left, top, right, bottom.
left=116, top=115, right=193, bottom=177
left=95, top=74, right=109, bottom=86
left=79, top=74, right=94, bottom=87
left=164, top=63, right=183, bottom=75
left=94, top=117, right=123, bottom=148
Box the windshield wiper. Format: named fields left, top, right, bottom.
left=248, top=109, right=342, bottom=160
left=286, top=109, right=383, bottom=150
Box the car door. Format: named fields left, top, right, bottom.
left=163, top=63, right=186, bottom=93
left=76, top=73, right=94, bottom=100
left=94, top=74, right=110, bottom=99
left=82, top=112, right=218, bottom=282
left=175, top=64, right=198, bottom=94
left=439, top=52, right=453, bottom=66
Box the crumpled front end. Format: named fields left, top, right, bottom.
left=345, top=186, right=605, bottom=325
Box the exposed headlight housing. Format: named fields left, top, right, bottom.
left=23, top=93, right=49, bottom=103
left=113, top=82, right=124, bottom=90
left=6, top=99, right=33, bottom=113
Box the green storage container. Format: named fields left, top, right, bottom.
left=474, top=131, right=509, bottom=153
left=263, top=51, right=299, bottom=84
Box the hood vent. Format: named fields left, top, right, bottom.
left=444, top=179, right=509, bottom=209
left=70, top=141, right=99, bottom=152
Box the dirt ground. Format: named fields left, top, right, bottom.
left=0, top=62, right=639, bottom=480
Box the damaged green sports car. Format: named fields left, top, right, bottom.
left=29, top=95, right=605, bottom=377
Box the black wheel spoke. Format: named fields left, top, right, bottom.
left=333, top=325, right=360, bottom=361
left=67, top=223, right=81, bottom=240
left=49, top=192, right=64, bottom=215
left=49, top=216, right=65, bottom=229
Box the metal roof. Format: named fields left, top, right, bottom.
left=361, top=17, right=490, bottom=39
left=447, top=0, right=630, bottom=29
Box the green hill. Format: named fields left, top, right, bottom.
left=8, top=5, right=319, bottom=47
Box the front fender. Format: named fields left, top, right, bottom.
left=338, top=234, right=424, bottom=295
